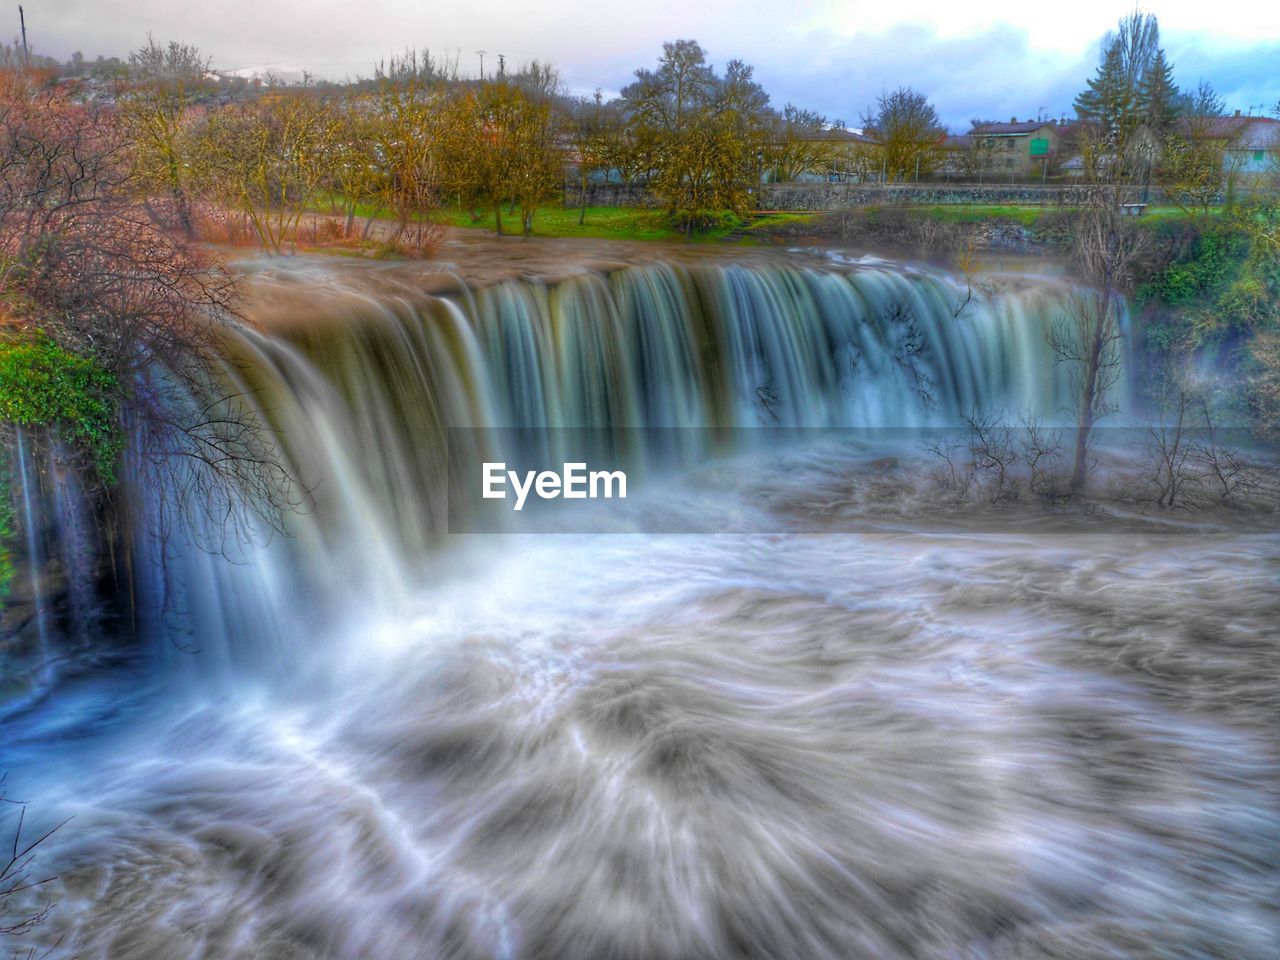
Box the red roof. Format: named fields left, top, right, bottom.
left=1181, top=116, right=1280, bottom=146
left=969, top=120, right=1057, bottom=136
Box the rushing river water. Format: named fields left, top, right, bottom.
left=2, top=249, right=1277, bottom=959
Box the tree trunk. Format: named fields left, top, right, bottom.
left=168, top=160, right=195, bottom=239
left=1070, top=298, right=1109, bottom=491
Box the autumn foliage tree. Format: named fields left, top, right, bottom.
left=119, top=36, right=211, bottom=236
left=363, top=71, right=449, bottom=247
left=1158, top=82, right=1228, bottom=216
left=194, top=91, right=340, bottom=254
left=766, top=105, right=837, bottom=183
left=568, top=91, right=621, bottom=224
left=621, top=41, right=769, bottom=230
left=861, top=87, right=942, bottom=182
left=442, top=73, right=562, bottom=236
left=1, top=69, right=300, bottom=546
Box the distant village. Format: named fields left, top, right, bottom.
left=4, top=4, right=1277, bottom=241
left=11, top=42, right=1276, bottom=191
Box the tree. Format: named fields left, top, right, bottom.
left=958, top=120, right=1000, bottom=182
left=1173, top=79, right=1226, bottom=129
left=1251, top=332, right=1280, bottom=443
left=505, top=80, right=563, bottom=235
left=1137, top=48, right=1180, bottom=139
left=766, top=104, right=837, bottom=182
left=119, top=36, right=210, bottom=237
left=1159, top=82, right=1228, bottom=216
left=1074, top=11, right=1172, bottom=187
left=195, top=91, right=340, bottom=254
left=622, top=40, right=716, bottom=137
left=1075, top=40, right=1137, bottom=179
left=0, top=70, right=302, bottom=547
left=1160, top=133, right=1225, bottom=217
left=649, top=105, right=755, bottom=227
left=1, top=780, right=64, bottom=943
left=621, top=41, right=768, bottom=230
left=861, top=87, right=942, bottom=182
left=568, top=91, right=617, bottom=224
left=840, top=141, right=881, bottom=184
left=326, top=94, right=384, bottom=239
left=1048, top=206, right=1148, bottom=489
left=441, top=77, right=562, bottom=236
left=367, top=74, right=445, bottom=248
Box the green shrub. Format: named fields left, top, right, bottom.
left=666, top=209, right=740, bottom=234
left=1137, top=229, right=1242, bottom=308
left=0, top=337, right=122, bottom=483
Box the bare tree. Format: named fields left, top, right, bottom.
left=1020, top=412, right=1070, bottom=500
left=1, top=777, right=66, bottom=947
left=1, top=70, right=306, bottom=552
left=957, top=122, right=999, bottom=183
left=920, top=432, right=975, bottom=500
left=766, top=104, right=838, bottom=182
left=962, top=411, right=1019, bottom=502
left=568, top=91, right=618, bottom=224
left=1050, top=206, right=1147, bottom=490
left=1144, top=366, right=1273, bottom=508
left=120, top=36, right=211, bottom=237
left=1048, top=290, right=1124, bottom=491
left=1144, top=371, right=1197, bottom=507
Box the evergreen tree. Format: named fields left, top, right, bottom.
left=1137, top=48, right=1180, bottom=138
left=1075, top=38, right=1135, bottom=148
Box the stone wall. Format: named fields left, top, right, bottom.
left=758, top=182, right=1167, bottom=210
left=562, top=180, right=1168, bottom=211
left=563, top=182, right=661, bottom=209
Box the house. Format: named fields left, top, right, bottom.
left=966, top=119, right=1069, bottom=179
left=780, top=128, right=882, bottom=183
left=937, top=133, right=974, bottom=178
left=1182, top=113, right=1280, bottom=181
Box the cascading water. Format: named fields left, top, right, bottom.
left=229, top=264, right=1071, bottom=532
left=128, top=261, right=1076, bottom=670
left=2, top=255, right=1276, bottom=960
left=13, top=426, right=52, bottom=683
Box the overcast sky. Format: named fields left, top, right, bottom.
left=21, top=0, right=1280, bottom=129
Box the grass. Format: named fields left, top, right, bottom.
left=438, top=205, right=694, bottom=242
left=310, top=195, right=821, bottom=244
left=311, top=194, right=1218, bottom=246
left=907, top=203, right=1217, bottom=226
left=436, top=205, right=821, bottom=242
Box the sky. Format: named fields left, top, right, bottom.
left=20, top=0, right=1280, bottom=130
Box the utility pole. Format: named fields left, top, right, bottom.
left=476, top=50, right=485, bottom=81
left=497, top=54, right=505, bottom=78
left=18, top=5, right=29, bottom=69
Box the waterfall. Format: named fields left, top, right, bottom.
left=9, top=259, right=1278, bottom=960
left=222, top=262, right=1075, bottom=534
left=115, top=261, right=1077, bottom=672
left=13, top=426, right=52, bottom=684
left=6, top=260, right=1082, bottom=686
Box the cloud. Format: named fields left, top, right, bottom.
left=742, top=23, right=1092, bottom=130
left=1165, top=37, right=1280, bottom=116
left=22, top=2, right=1280, bottom=129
